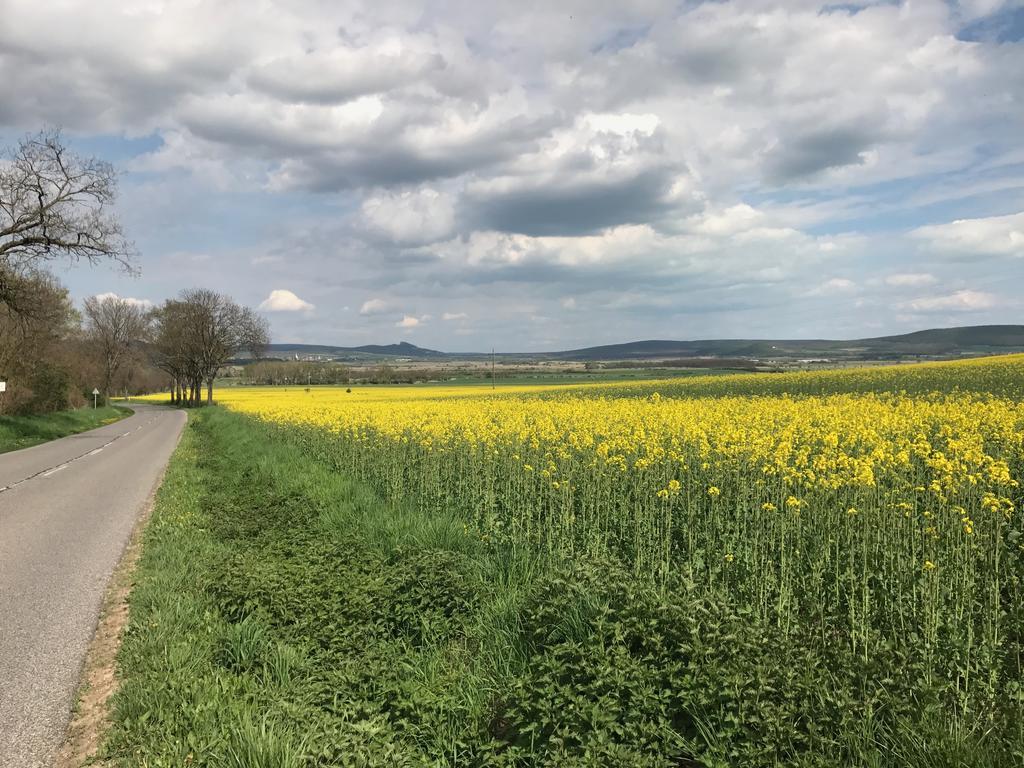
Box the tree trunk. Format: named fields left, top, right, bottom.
left=103, top=367, right=112, bottom=407
left=206, top=378, right=214, bottom=405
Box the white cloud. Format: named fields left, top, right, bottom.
left=4, top=0, right=1023, bottom=346
left=427, top=205, right=835, bottom=282
left=902, top=290, right=998, bottom=312
left=584, top=112, right=660, bottom=136
left=258, top=289, right=314, bottom=312
left=248, top=44, right=443, bottom=105
left=442, top=311, right=469, bottom=321
left=92, top=292, right=154, bottom=309
left=397, top=314, right=424, bottom=328
left=359, top=298, right=390, bottom=316
left=885, top=273, right=938, bottom=287
left=691, top=204, right=764, bottom=236
left=912, top=212, right=1024, bottom=257
left=358, top=187, right=456, bottom=245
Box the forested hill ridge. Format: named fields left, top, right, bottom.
left=264, top=341, right=446, bottom=360
left=547, top=325, right=1024, bottom=361
left=264, top=325, right=1024, bottom=362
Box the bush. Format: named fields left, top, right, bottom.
left=20, top=362, right=72, bottom=414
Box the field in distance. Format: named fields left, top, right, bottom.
left=117, top=355, right=1024, bottom=767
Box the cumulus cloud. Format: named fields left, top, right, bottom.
left=359, top=298, right=390, bottom=316
left=358, top=187, right=456, bottom=245
left=902, top=290, right=998, bottom=312
left=3, top=0, right=1022, bottom=346
left=765, top=122, right=885, bottom=183
left=442, top=311, right=469, bottom=321
left=93, top=292, right=154, bottom=309
left=911, top=212, right=1024, bottom=257
left=463, top=112, right=704, bottom=236
left=423, top=206, right=840, bottom=288
left=259, top=289, right=314, bottom=312
left=397, top=314, right=427, bottom=328
left=2, top=0, right=1013, bottom=203
left=690, top=205, right=764, bottom=236
left=247, top=44, right=445, bottom=105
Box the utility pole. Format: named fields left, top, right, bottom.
left=491, top=348, right=495, bottom=390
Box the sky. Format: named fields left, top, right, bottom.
left=1, top=0, right=1022, bottom=351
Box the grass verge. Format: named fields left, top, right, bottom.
left=0, top=405, right=131, bottom=454
left=103, top=407, right=1022, bottom=767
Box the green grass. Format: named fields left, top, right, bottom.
left=105, top=407, right=1022, bottom=767
left=0, top=405, right=131, bottom=453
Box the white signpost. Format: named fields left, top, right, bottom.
left=92, top=388, right=100, bottom=409
left=0, top=381, right=6, bottom=393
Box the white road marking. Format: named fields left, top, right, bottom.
left=0, top=409, right=174, bottom=495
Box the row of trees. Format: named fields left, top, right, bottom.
left=83, top=289, right=269, bottom=408
left=151, top=290, right=268, bottom=406
left=244, top=360, right=354, bottom=386
left=242, top=361, right=481, bottom=386
left=1, top=130, right=269, bottom=414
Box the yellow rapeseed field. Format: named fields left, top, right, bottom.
left=142, top=354, right=1024, bottom=721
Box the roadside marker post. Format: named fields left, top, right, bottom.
left=93, top=388, right=100, bottom=409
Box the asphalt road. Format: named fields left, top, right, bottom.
left=0, top=404, right=185, bottom=768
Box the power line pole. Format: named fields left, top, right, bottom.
left=491, top=348, right=495, bottom=390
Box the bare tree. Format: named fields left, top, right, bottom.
left=183, top=289, right=270, bottom=404
left=151, top=300, right=198, bottom=406
left=1, top=130, right=135, bottom=313
left=151, top=290, right=269, bottom=406
left=83, top=295, right=151, bottom=402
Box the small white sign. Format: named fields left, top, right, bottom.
left=92, top=388, right=100, bottom=396
left=0, top=381, right=6, bottom=393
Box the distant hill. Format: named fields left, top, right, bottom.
left=351, top=341, right=446, bottom=357
left=265, top=341, right=444, bottom=360
left=542, top=325, right=1024, bottom=361
left=263, top=325, right=1024, bottom=363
